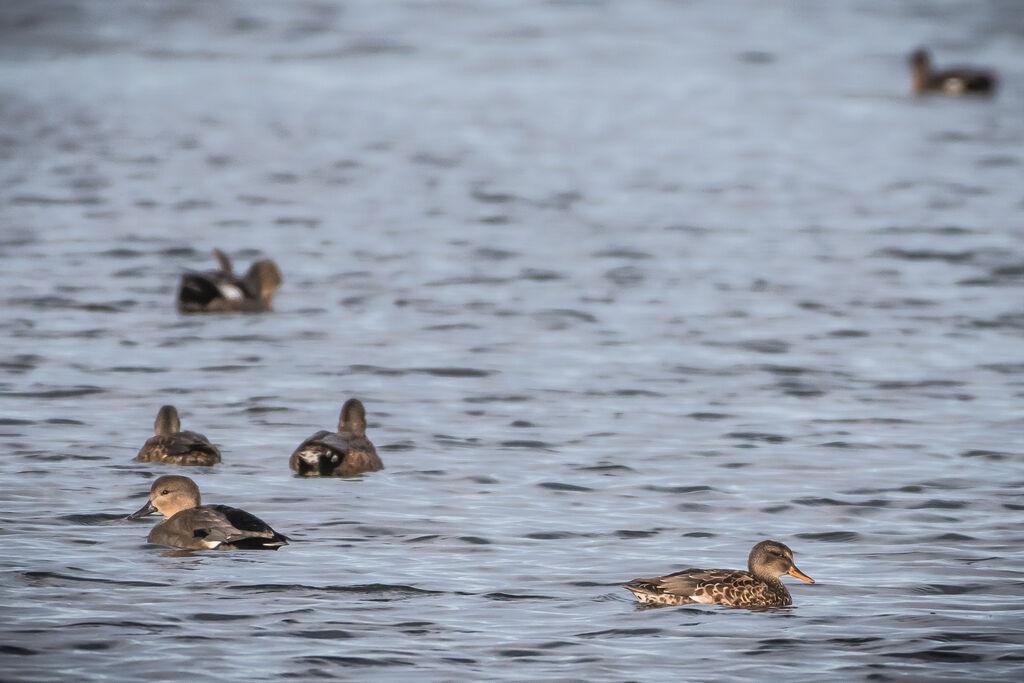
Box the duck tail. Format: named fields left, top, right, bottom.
left=231, top=534, right=289, bottom=550
left=622, top=580, right=659, bottom=599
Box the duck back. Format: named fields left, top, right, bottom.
left=136, top=431, right=221, bottom=466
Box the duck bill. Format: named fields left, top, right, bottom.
left=126, top=500, right=158, bottom=519
left=788, top=566, right=815, bottom=583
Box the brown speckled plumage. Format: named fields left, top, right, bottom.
left=136, top=405, right=221, bottom=466
left=624, top=540, right=814, bottom=609
left=289, top=398, right=383, bottom=477
left=177, top=248, right=282, bottom=313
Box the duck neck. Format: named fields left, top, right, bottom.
left=912, top=65, right=930, bottom=95
left=750, top=565, right=785, bottom=588
left=154, top=406, right=180, bottom=436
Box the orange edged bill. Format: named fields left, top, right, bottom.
left=788, top=566, right=815, bottom=583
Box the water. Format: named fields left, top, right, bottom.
left=2, top=0, right=1024, bottom=679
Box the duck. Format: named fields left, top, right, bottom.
left=126, top=475, right=289, bottom=550
left=136, top=405, right=221, bottom=466
left=623, top=540, right=814, bottom=609
left=289, top=398, right=383, bottom=477
left=909, top=48, right=997, bottom=96
left=177, top=248, right=282, bottom=313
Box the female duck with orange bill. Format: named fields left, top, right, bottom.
left=623, top=540, right=814, bottom=609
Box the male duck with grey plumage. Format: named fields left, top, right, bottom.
left=127, top=475, right=289, bottom=550
left=290, top=399, right=383, bottom=477
left=177, top=248, right=282, bottom=313
left=624, top=540, right=814, bottom=609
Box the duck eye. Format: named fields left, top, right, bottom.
left=160, top=489, right=169, bottom=495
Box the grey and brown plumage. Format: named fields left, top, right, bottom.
left=290, top=398, right=383, bottom=477
left=177, top=248, right=282, bottom=313
left=909, top=48, right=996, bottom=96
left=623, top=540, right=814, bottom=609
left=126, top=475, right=289, bottom=550
left=135, top=405, right=221, bottom=466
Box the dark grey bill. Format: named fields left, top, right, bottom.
left=126, top=500, right=158, bottom=519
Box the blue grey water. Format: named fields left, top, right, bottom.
left=1, top=0, right=1023, bottom=680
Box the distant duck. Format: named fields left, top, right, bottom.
left=136, top=405, right=221, bottom=466
left=909, top=48, right=997, bottom=96
left=623, top=540, right=814, bottom=609
left=126, top=475, right=289, bottom=550
left=177, top=248, right=282, bottom=313
left=290, top=398, right=383, bottom=477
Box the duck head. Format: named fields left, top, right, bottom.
left=748, top=539, right=814, bottom=583
left=338, top=398, right=367, bottom=436
left=243, top=259, right=282, bottom=311
left=127, top=475, right=202, bottom=519
left=153, top=405, right=181, bottom=436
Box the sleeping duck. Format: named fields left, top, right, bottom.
left=136, top=405, right=221, bottom=466
left=177, top=248, right=282, bottom=313
left=290, top=398, right=383, bottom=477
left=624, top=540, right=814, bottom=609
left=909, top=48, right=997, bottom=96
left=126, top=475, right=289, bottom=550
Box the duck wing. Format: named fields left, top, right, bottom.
left=626, top=569, right=733, bottom=593
left=166, top=431, right=219, bottom=458
left=137, top=432, right=221, bottom=465
left=631, top=567, right=792, bottom=608
left=626, top=568, right=753, bottom=601
left=297, top=430, right=345, bottom=452
left=177, top=271, right=254, bottom=312
left=192, top=505, right=289, bottom=549
left=662, top=568, right=752, bottom=593
left=932, top=67, right=997, bottom=95
left=137, top=432, right=221, bottom=464
left=963, top=70, right=996, bottom=91
left=178, top=272, right=223, bottom=310
left=312, top=431, right=368, bottom=455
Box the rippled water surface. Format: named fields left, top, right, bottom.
left=2, top=1, right=1024, bottom=680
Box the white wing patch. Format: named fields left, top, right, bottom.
left=216, top=283, right=245, bottom=301
left=690, top=593, right=714, bottom=604
left=943, top=78, right=966, bottom=95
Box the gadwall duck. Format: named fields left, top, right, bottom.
left=136, top=405, right=221, bottom=466
left=127, top=475, right=289, bottom=550
left=909, top=48, right=997, bottom=96
left=623, top=540, right=814, bottom=608
left=290, top=398, right=383, bottom=477
left=177, top=248, right=282, bottom=313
